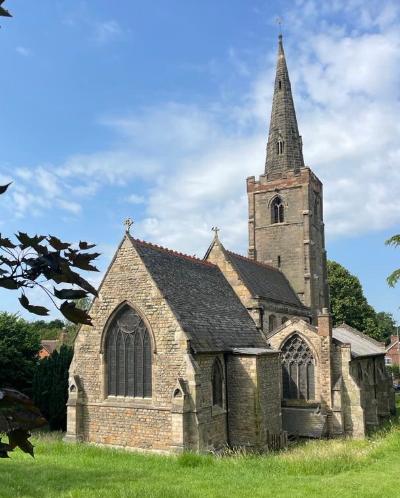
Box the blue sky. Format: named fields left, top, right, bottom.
left=0, top=0, right=399, bottom=323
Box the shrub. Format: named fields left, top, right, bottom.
left=32, top=344, right=73, bottom=430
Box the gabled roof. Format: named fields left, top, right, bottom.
left=332, top=323, right=385, bottom=358
left=224, top=250, right=307, bottom=310
left=129, top=236, right=267, bottom=354
left=386, top=340, right=399, bottom=353
left=40, top=340, right=58, bottom=355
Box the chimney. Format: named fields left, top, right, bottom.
left=318, top=308, right=332, bottom=337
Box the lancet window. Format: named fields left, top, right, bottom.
left=269, top=314, right=277, bottom=332
left=271, top=197, right=284, bottom=224
left=212, top=358, right=224, bottom=407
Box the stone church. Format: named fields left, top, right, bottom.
left=65, top=35, right=394, bottom=452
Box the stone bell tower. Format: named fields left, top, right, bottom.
left=247, top=35, right=329, bottom=321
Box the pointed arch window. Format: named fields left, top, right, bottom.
left=281, top=334, right=315, bottom=401
left=106, top=305, right=152, bottom=398
left=271, top=197, right=284, bottom=224
left=212, top=358, right=224, bottom=407
left=276, top=140, right=284, bottom=155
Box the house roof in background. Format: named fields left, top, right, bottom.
left=333, top=323, right=385, bottom=358
left=40, top=340, right=58, bottom=355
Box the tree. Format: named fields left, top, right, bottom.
left=0, top=183, right=99, bottom=325
left=386, top=234, right=400, bottom=288
left=0, top=1, right=12, bottom=18
left=0, top=313, right=41, bottom=393
left=327, top=260, right=395, bottom=341
left=28, top=319, right=65, bottom=341
left=375, top=311, right=397, bottom=343
left=32, top=345, right=73, bottom=431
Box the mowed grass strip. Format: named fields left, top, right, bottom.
left=2, top=423, right=400, bottom=498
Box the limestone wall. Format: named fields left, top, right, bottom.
left=66, top=237, right=189, bottom=452
left=226, top=352, right=281, bottom=449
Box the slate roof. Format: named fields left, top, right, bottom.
left=129, top=236, right=268, bottom=353
left=332, top=323, right=385, bottom=358
left=225, top=250, right=307, bottom=309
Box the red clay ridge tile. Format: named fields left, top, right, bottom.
left=128, top=235, right=216, bottom=267
left=226, top=250, right=281, bottom=272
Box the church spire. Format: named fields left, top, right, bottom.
left=265, top=35, right=304, bottom=175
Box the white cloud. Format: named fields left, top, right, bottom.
left=6, top=0, right=400, bottom=256
left=126, top=194, right=145, bottom=205
left=16, top=46, right=32, bottom=57
left=92, top=20, right=123, bottom=45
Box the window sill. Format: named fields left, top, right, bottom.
left=211, top=405, right=226, bottom=417
left=282, top=399, right=320, bottom=409
left=102, top=396, right=155, bottom=409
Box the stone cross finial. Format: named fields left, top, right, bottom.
left=124, top=218, right=134, bottom=234
left=211, top=226, right=220, bottom=239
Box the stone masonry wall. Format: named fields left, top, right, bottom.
left=67, top=236, right=192, bottom=452
left=206, top=240, right=311, bottom=335
left=194, top=354, right=228, bottom=450
left=247, top=167, right=328, bottom=321
left=226, top=352, right=281, bottom=448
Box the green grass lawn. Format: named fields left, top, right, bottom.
left=2, top=422, right=400, bottom=498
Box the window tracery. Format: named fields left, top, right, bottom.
left=281, top=334, right=315, bottom=400
left=106, top=306, right=152, bottom=398
left=271, top=197, right=284, bottom=224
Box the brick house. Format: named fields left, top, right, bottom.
left=39, top=340, right=59, bottom=359
left=385, top=335, right=400, bottom=366
left=65, top=34, right=394, bottom=451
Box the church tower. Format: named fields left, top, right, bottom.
left=247, top=35, right=329, bottom=321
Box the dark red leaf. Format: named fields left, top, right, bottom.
left=66, top=251, right=100, bottom=272
left=0, top=235, right=16, bottom=249
left=60, top=301, right=93, bottom=325
left=0, top=277, right=19, bottom=289
left=47, top=235, right=71, bottom=251
left=79, top=241, right=96, bottom=250
left=53, top=287, right=88, bottom=300
left=19, top=294, right=49, bottom=316
left=15, top=232, right=46, bottom=250
left=8, top=430, right=34, bottom=457
left=0, top=183, right=12, bottom=195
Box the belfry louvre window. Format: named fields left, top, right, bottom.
left=212, top=358, right=223, bottom=407
left=271, top=197, right=284, bottom=224
left=281, top=334, right=315, bottom=401
left=106, top=306, right=152, bottom=397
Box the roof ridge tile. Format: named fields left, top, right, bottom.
left=226, top=249, right=281, bottom=273
left=130, top=235, right=216, bottom=268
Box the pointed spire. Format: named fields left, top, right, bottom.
left=265, top=35, right=304, bottom=176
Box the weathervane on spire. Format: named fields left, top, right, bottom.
left=276, top=16, right=283, bottom=36
left=124, top=218, right=134, bottom=234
